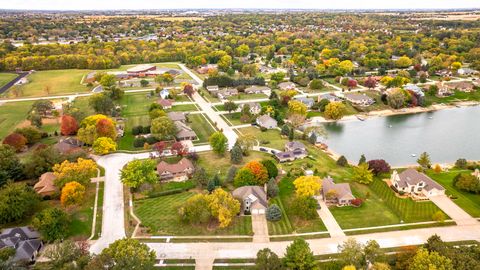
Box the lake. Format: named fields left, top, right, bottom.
left=322, top=105, right=480, bottom=167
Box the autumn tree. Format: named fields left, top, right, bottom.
left=92, top=137, right=117, bottom=155
left=243, top=161, right=269, bottom=185
left=209, top=131, right=228, bottom=155
left=408, top=248, right=453, bottom=270
left=206, top=188, right=240, bottom=228
left=96, top=118, right=117, bottom=139
left=32, top=208, right=69, bottom=242
left=364, top=77, right=377, bottom=89
left=151, top=116, right=177, bottom=141
left=283, top=238, right=318, bottom=270
left=338, top=238, right=364, bottom=268
left=171, top=141, right=188, bottom=156
left=60, top=181, right=86, bottom=207
left=386, top=89, right=406, bottom=109
left=179, top=193, right=211, bottom=224
left=120, top=159, right=158, bottom=189
left=101, top=238, right=156, bottom=270
left=236, top=134, right=256, bottom=155
left=288, top=100, right=307, bottom=116
left=53, top=158, right=98, bottom=188
left=367, top=159, right=391, bottom=175
left=324, top=102, right=346, bottom=120
left=396, top=56, right=413, bottom=68
left=2, top=133, right=27, bottom=152
left=183, top=84, right=194, bottom=97
left=60, top=115, right=79, bottom=136
left=293, top=176, right=322, bottom=197
left=352, top=163, right=374, bottom=184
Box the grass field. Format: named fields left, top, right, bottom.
left=267, top=197, right=294, bottom=235
left=221, top=113, right=244, bottom=126
left=236, top=126, right=288, bottom=150
left=188, top=114, right=216, bottom=143
left=168, top=104, right=198, bottom=112
left=196, top=151, right=273, bottom=177
left=0, top=101, right=35, bottom=139
left=135, top=192, right=253, bottom=236
left=5, top=69, right=90, bottom=98
left=227, top=93, right=268, bottom=101
left=0, top=73, right=17, bottom=88
left=427, top=169, right=480, bottom=217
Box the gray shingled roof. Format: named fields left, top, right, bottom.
left=397, top=168, right=445, bottom=191
left=232, top=186, right=268, bottom=209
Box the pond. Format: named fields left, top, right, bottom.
left=322, top=105, right=480, bottom=167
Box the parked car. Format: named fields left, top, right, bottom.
left=259, top=147, right=267, bottom=152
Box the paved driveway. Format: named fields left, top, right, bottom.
left=251, top=214, right=269, bottom=243
left=429, top=195, right=478, bottom=225
left=316, top=199, right=345, bottom=237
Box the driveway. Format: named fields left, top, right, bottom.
left=251, top=214, right=269, bottom=243
left=429, top=195, right=478, bottom=226
left=316, top=199, right=345, bottom=238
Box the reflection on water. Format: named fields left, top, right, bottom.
left=322, top=106, right=480, bottom=166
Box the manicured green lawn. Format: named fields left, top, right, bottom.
left=0, top=101, right=35, bottom=140
left=267, top=197, right=294, bottom=235
left=118, top=93, right=155, bottom=150
left=5, top=69, right=91, bottom=98
left=425, top=89, right=480, bottom=105
left=236, top=126, right=288, bottom=150
left=168, top=104, right=198, bottom=112
left=0, top=73, right=17, bottom=88
left=426, top=169, right=480, bottom=217
left=199, top=89, right=220, bottom=103
left=227, top=93, right=268, bottom=101
left=188, top=114, right=216, bottom=143
left=196, top=151, right=273, bottom=177
left=71, top=96, right=95, bottom=117
left=68, top=182, right=99, bottom=239
left=221, top=113, right=244, bottom=126
left=369, top=179, right=445, bottom=223
left=135, top=192, right=253, bottom=236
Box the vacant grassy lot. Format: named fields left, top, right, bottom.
left=188, top=114, right=216, bottom=143
left=135, top=192, right=253, bottom=236
left=0, top=101, right=35, bottom=139
left=236, top=126, right=288, bottom=150
left=0, top=73, right=17, bottom=88
left=427, top=169, right=480, bottom=217
left=221, top=113, right=244, bottom=126
left=370, top=179, right=445, bottom=222
left=196, top=151, right=273, bottom=177
left=5, top=69, right=90, bottom=98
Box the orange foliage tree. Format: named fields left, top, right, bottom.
left=96, top=118, right=117, bottom=139
left=60, top=115, right=79, bottom=136
left=2, top=133, right=27, bottom=152
left=60, top=181, right=86, bottom=207
left=243, top=161, right=269, bottom=185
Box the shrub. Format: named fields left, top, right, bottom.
left=336, top=155, right=348, bottom=167
left=2, top=133, right=27, bottom=152
left=146, top=136, right=158, bottom=145
left=142, top=126, right=151, bottom=134
left=15, top=127, right=42, bottom=145
left=266, top=204, right=282, bottom=221
left=351, top=198, right=363, bottom=207
left=132, top=126, right=142, bottom=135
left=432, top=211, right=446, bottom=222
left=133, top=137, right=147, bottom=148
left=32, top=208, right=69, bottom=242
left=367, top=159, right=391, bottom=175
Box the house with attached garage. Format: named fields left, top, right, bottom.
left=217, top=88, right=239, bottom=99
left=256, top=115, right=278, bottom=129
left=34, top=172, right=58, bottom=197
left=156, top=158, right=195, bottom=182
left=157, top=98, right=173, bottom=109
left=275, top=141, right=308, bottom=162
left=321, top=176, right=355, bottom=206
left=294, top=97, right=315, bottom=108
left=244, top=85, right=271, bottom=94
left=390, top=168, right=445, bottom=198
left=0, top=227, right=43, bottom=263
left=240, top=102, right=262, bottom=115
left=344, top=92, right=375, bottom=106
left=174, top=121, right=198, bottom=141
left=278, top=82, right=297, bottom=91
left=232, top=186, right=268, bottom=215
left=318, top=93, right=341, bottom=102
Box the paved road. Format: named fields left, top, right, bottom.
left=429, top=195, right=479, bottom=226
left=316, top=199, right=346, bottom=237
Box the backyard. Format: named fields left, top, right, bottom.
left=0, top=101, right=35, bottom=139
left=236, top=126, right=288, bottom=150
left=196, top=151, right=273, bottom=177
left=187, top=113, right=217, bottom=144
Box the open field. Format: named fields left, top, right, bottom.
left=236, top=126, right=288, bottom=150
left=0, top=101, right=35, bottom=139
left=188, top=114, right=216, bottom=143
left=4, top=69, right=91, bottom=98
left=134, top=192, right=253, bottom=236
left=0, top=73, right=17, bottom=88
left=427, top=169, right=480, bottom=217
left=168, top=104, right=198, bottom=112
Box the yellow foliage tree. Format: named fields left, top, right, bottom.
left=53, top=158, right=98, bottom=188
left=324, top=102, right=346, bottom=120
left=92, top=137, right=117, bottom=155
left=288, top=100, right=307, bottom=116
left=206, top=189, right=240, bottom=228
left=60, top=181, right=86, bottom=207
left=434, top=164, right=442, bottom=173
left=293, top=176, right=322, bottom=197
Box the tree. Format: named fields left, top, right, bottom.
left=266, top=204, right=282, bottom=221
left=387, top=89, right=406, bottom=109
left=324, top=102, right=346, bottom=120
left=32, top=208, right=69, bottom=242
left=352, top=163, right=374, bottom=184
left=364, top=77, right=377, bottom=89
left=28, top=112, right=43, bottom=128
left=235, top=44, right=250, bottom=57
left=396, top=56, right=413, bottom=68
left=364, top=240, right=383, bottom=266
left=99, top=74, right=117, bottom=89
left=53, top=158, right=98, bottom=188
left=256, top=248, right=282, bottom=270
left=417, top=152, right=432, bottom=169
left=267, top=178, right=279, bottom=198
left=337, top=155, right=349, bottom=167
left=15, top=127, right=41, bottom=145
left=121, top=159, right=158, bottom=189
left=2, top=133, right=27, bottom=152
left=60, top=181, right=85, bottom=206
left=206, top=188, right=241, bottom=228
left=32, top=100, right=54, bottom=117
left=151, top=116, right=177, bottom=141
left=207, top=179, right=216, bottom=193
left=223, top=101, right=238, bottom=113
left=0, top=183, right=39, bottom=224
left=92, top=137, right=117, bottom=154
left=243, top=161, right=269, bottom=185
left=309, top=79, right=324, bottom=90
left=0, top=145, right=24, bottom=187
left=293, top=176, right=321, bottom=197
left=236, top=134, right=256, bottom=155
left=183, top=84, right=194, bottom=97
left=193, top=167, right=208, bottom=187
left=140, top=79, right=149, bottom=87
left=101, top=238, right=156, bottom=270
left=358, top=154, right=366, bottom=165
left=218, top=55, right=232, bottom=71
left=291, top=196, right=318, bottom=219
left=338, top=238, right=363, bottom=268
left=179, top=193, right=211, bottom=224
left=149, top=108, right=166, bottom=119
left=230, top=144, right=243, bottom=164
left=171, top=141, right=188, bottom=156
left=96, top=118, right=117, bottom=139
left=347, top=79, right=358, bottom=89
left=281, top=124, right=290, bottom=136
left=283, top=238, right=318, bottom=270
left=44, top=240, right=89, bottom=269
left=261, top=160, right=278, bottom=179
left=367, top=159, right=391, bottom=175
left=209, top=131, right=228, bottom=155
left=88, top=93, right=114, bottom=115
left=453, top=173, right=480, bottom=193
left=408, top=248, right=453, bottom=270
left=371, top=263, right=390, bottom=270
left=234, top=168, right=256, bottom=187
left=60, top=115, right=79, bottom=136
left=226, top=166, right=238, bottom=183
left=455, top=158, right=468, bottom=169
left=288, top=100, right=307, bottom=116
left=432, top=211, right=446, bottom=222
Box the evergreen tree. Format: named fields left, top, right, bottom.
left=288, top=127, right=294, bottom=141
left=417, top=152, right=432, bottom=169
left=213, top=174, right=221, bottom=186
left=207, top=179, right=215, bottom=193
left=308, top=132, right=317, bottom=145
left=337, top=155, right=349, bottom=167
left=230, top=144, right=243, bottom=164
left=281, top=124, right=290, bottom=136
left=226, top=166, right=238, bottom=183
left=358, top=154, right=366, bottom=165
left=267, top=178, right=279, bottom=198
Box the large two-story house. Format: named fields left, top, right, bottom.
left=391, top=169, right=445, bottom=198
left=275, top=141, right=308, bottom=163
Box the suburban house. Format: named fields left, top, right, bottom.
left=174, top=121, right=198, bottom=141
left=159, top=89, right=170, bottom=99
left=344, top=93, right=375, bottom=106
left=256, top=115, right=278, bottom=129
left=126, top=64, right=157, bottom=75
left=278, top=82, right=297, bottom=91
left=168, top=112, right=187, bottom=123
left=391, top=169, right=446, bottom=198
left=84, top=72, right=96, bottom=84
left=295, top=97, right=315, bottom=108
left=240, top=102, right=262, bottom=115
left=206, top=85, right=219, bottom=95
left=457, top=67, right=478, bottom=76
left=244, top=85, right=271, bottom=94
left=321, top=176, right=355, bottom=206
left=34, top=172, right=58, bottom=197
left=446, top=81, right=475, bottom=92
left=156, top=158, right=195, bottom=182
left=318, top=93, right=341, bottom=102
left=0, top=227, right=42, bottom=263
left=197, top=64, right=218, bottom=74
left=435, top=69, right=452, bottom=77
left=404, top=84, right=425, bottom=98
left=217, top=88, right=238, bottom=99
left=157, top=98, right=173, bottom=109
left=232, top=186, right=268, bottom=215
left=275, top=141, right=308, bottom=162
left=434, top=82, right=454, bottom=97
left=54, top=137, right=83, bottom=155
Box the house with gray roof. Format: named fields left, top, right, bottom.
left=404, top=84, right=425, bottom=97
left=295, top=97, right=315, bottom=108
left=275, top=141, right=308, bottom=163
left=318, top=93, right=341, bottom=102
left=457, top=67, right=478, bottom=76
left=0, top=227, right=42, bottom=263
left=174, top=121, right=197, bottom=141
left=391, top=169, right=445, bottom=198
left=278, top=82, right=296, bottom=91
left=217, top=88, right=238, bottom=99
left=344, top=93, right=375, bottom=106
left=168, top=112, right=186, bottom=122
left=322, top=176, right=355, bottom=206
left=256, top=115, right=277, bottom=129
left=232, top=186, right=268, bottom=215
left=240, top=102, right=262, bottom=115
left=245, top=85, right=271, bottom=94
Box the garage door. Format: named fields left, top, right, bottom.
left=252, top=209, right=265, bottom=215
left=252, top=209, right=259, bottom=214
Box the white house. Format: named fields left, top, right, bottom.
left=160, top=89, right=170, bottom=99
left=391, top=169, right=445, bottom=198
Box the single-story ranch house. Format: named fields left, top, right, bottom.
left=256, top=115, right=278, bottom=129
left=232, top=186, right=268, bottom=215
left=34, top=172, right=58, bottom=197
left=343, top=93, right=375, bottom=106
left=275, top=141, right=308, bottom=162
left=321, top=176, right=355, bottom=206
left=157, top=158, right=195, bottom=182
left=390, top=169, right=445, bottom=198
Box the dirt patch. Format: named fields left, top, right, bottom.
left=15, top=118, right=59, bottom=129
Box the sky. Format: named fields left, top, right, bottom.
left=2, top=0, right=480, bottom=11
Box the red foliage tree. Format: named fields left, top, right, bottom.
left=60, top=115, right=79, bottom=136
left=3, top=133, right=27, bottom=152
left=407, top=90, right=418, bottom=107
left=351, top=198, right=363, bottom=207
left=364, top=77, right=377, bottom=89
left=243, top=161, right=269, bottom=185
left=414, top=63, right=422, bottom=72
left=183, top=84, right=194, bottom=97
left=367, top=159, right=391, bottom=175
left=153, top=141, right=167, bottom=156
left=96, top=118, right=116, bottom=139
left=347, top=79, right=358, bottom=89
left=171, top=142, right=188, bottom=156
